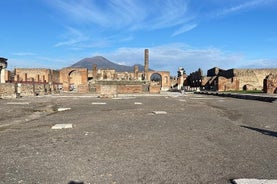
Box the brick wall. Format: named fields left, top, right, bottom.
left=117, top=85, right=142, bottom=94
left=14, top=68, right=52, bottom=82
left=92, top=80, right=145, bottom=96
left=149, top=85, right=161, bottom=94
left=217, top=77, right=239, bottom=91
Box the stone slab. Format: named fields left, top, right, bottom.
left=112, top=97, right=136, bottom=100
left=178, top=99, right=187, bottom=102
left=92, top=102, right=107, bottom=105
left=7, top=102, right=30, bottom=105
left=57, top=108, right=71, bottom=112
left=51, top=124, right=72, bottom=129
left=232, top=179, right=277, bottom=184
left=152, top=111, right=167, bottom=114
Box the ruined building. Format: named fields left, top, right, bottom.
left=187, top=67, right=277, bottom=93
left=0, top=49, right=172, bottom=98
left=0, top=57, right=8, bottom=83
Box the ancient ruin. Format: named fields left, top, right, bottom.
left=0, top=57, right=8, bottom=84
left=263, top=73, right=277, bottom=94
left=186, top=67, right=277, bottom=94
left=0, top=49, right=172, bottom=98
left=1, top=49, right=277, bottom=98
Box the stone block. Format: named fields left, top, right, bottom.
left=152, top=111, right=167, bottom=114
left=51, top=124, right=72, bottom=129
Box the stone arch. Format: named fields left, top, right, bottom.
left=68, top=70, right=82, bottom=91
left=147, top=71, right=171, bottom=91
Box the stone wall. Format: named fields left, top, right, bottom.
left=0, top=83, right=16, bottom=98
left=117, top=85, right=143, bottom=94
left=0, top=82, right=56, bottom=98
left=19, top=82, right=54, bottom=96
left=263, top=74, right=277, bottom=94
left=92, top=80, right=146, bottom=96
left=100, top=85, right=117, bottom=98
left=149, top=84, right=161, bottom=94
left=217, top=77, right=239, bottom=91
left=233, top=69, right=277, bottom=90
left=206, top=67, right=277, bottom=91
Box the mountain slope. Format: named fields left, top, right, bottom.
left=70, top=56, right=145, bottom=72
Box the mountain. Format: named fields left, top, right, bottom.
left=70, top=56, right=146, bottom=72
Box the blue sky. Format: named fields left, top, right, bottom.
left=1, top=0, right=277, bottom=75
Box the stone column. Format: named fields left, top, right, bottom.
left=93, top=64, right=97, bottom=79
left=37, top=74, right=40, bottom=82
left=0, top=68, right=5, bottom=83
left=144, top=49, right=149, bottom=80
left=0, top=57, right=8, bottom=83
left=134, top=65, right=139, bottom=80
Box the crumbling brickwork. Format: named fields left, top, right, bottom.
left=93, top=80, right=145, bottom=96
left=205, top=67, right=277, bottom=91
left=263, top=74, right=277, bottom=94
left=14, top=68, right=53, bottom=82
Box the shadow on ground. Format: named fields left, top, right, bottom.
left=68, top=181, right=84, bottom=184
left=241, top=125, right=277, bottom=138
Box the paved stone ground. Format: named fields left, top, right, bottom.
left=0, top=93, right=276, bottom=184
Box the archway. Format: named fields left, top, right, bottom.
left=147, top=71, right=171, bottom=91
left=150, top=73, right=162, bottom=85
left=68, top=70, right=82, bottom=91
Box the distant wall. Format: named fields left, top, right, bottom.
left=233, top=69, right=277, bottom=90
left=206, top=67, right=277, bottom=91
left=14, top=68, right=52, bottom=82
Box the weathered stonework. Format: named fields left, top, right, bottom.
left=0, top=83, right=16, bottom=98
left=92, top=80, right=146, bottom=96
left=0, top=57, right=8, bottom=83
left=59, top=68, right=88, bottom=92
left=1, top=49, right=171, bottom=97
left=263, top=74, right=277, bottom=94
left=147, top=71, right=171, bottom=91
left=205, top=67, right=277, bottom=91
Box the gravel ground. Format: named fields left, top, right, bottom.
left=0, top=93, right=276, bottom=184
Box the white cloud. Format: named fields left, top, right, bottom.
left=94, top=44, right=252, bottom=75
left=171, top=23, right=197, bottom=37
left=12, top=52, right=36, bottom=56
left=49, top=0, right=192, bottom=36
left=92, top=44, right=276, bottom=76
left=240, top=58, right=277, bottom=68
left=8, top=44, right=277, bottom=75
left=215, top=0, right=274, bottom=17
left=54, top=26, right=89, bottom=47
